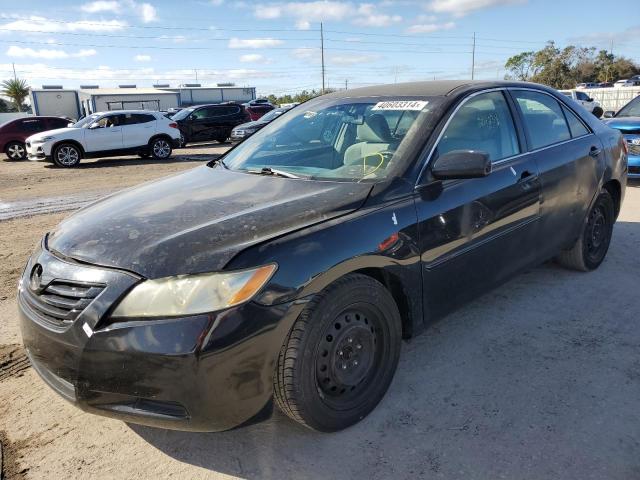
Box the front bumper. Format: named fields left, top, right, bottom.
left=230, top=130, right=253, bottom=143
left=19, top=244, right=302, bottom=432
left=625, top=136, right=640, bottom=178
left=26, top=141, right=50, bottom=161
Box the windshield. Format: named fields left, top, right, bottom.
left=616, top=96, right=640, bottom=117
left=171, top=108, right=195, bottom=121
left=72, top=114, right=101, bottom=128
left=222, top=97, right=437, bottom=182
left=259, top=108, right=288, bottom=122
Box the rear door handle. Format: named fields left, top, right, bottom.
left=589, top=146, right=601, bottom=157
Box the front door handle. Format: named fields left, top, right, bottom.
left=519, top=170, right=534, bottom=182
left=589, top=146, right=601, bottom=157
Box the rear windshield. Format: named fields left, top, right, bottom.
left=222, top=96, right=440, bottom=182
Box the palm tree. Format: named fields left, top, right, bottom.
left=2, top=78, right=30, bottom=112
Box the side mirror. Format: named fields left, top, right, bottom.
left=67, top=122, right=74, bottom=127
left=586, top=97, right=593, bottom=102
left=603, top=111, right=615, bottom=118
left=432, top=150, right=491, bottom=180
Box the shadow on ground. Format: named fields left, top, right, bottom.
left=39, top=153, right=219, bottom=169
left=130, top=220, right=640, bottom=480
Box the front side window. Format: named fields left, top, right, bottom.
left=434, top=91, right=520, bottom=163
left=513, top=91, right=571, bottom=149
left=616, top=96, right=640, bottom=117
left=223, top=97, right=439, bottom=182
left=96, top=115, right=121, bottom=128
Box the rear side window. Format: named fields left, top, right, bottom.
left=513, top=91, right=571, bottom=150
left=120, top=113, right=156, bottom=125
left=20, top=119, right=45, bottom=132
left=435, top=91, right=520, bottom=163
left=561, top=105, right=589, bottom=138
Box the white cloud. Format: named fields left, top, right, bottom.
left=228, top=37, right=284, bottom=48
left=428, top=0, right=525, bottom=16
left=0, top=15, right=127, bottom=33
left=406, top=21, right=455, bottom=33
left=134, top=54, right=152, bottom=61
left=239, top=53, right=264, bottom=62
left=6, top=46, right=97, bottom=59
left=81, top=1, right=121, bottom=13
left=254, top=1, right=401, bottom=28
left=138, top=3, right=158, bottom=22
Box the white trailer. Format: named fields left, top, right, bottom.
left=78, top=88, right=181, bottom=114
left=29, top=89, right=81, bottom=120
left=162, top=86, right=256, bottom=106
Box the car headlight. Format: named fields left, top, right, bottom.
left=111, top=264, right=277, bottom=318
left=31, top=136, right=55, bottom=144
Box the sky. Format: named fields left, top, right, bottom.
left=0, top=0, right=639, bottom=97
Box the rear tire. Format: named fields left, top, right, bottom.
left=592, top=106, right=604, bottom=118
left=274, top=273, right=402, bottom=432
left=556, top=189, right=614, bottom=271
left=52, top=143, right=81, bottom=168
left=150, top=137, right=172, bottom=159
left=5, top=141, right=26, bottom=160
left=216, top=136, right=228, bottom=144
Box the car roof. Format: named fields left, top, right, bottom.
left=93, top=110, right=160, bottom=115
left=322, top=80, right=556, bottom=99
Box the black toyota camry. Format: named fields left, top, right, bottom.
left=19, top=81, right=627, bottom=433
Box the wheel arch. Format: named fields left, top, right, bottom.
left=149, top=133, right=173, bottom=145
left=52, top=139, right=85, bottom=157
left=602, top=179, right=622, bottom=219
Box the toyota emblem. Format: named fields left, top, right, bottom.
left=29, top=264, right=43, bottom=292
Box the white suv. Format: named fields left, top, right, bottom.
left=26, top=110, right=181, bottom=167
left=559, top=90, right=603, bottom=117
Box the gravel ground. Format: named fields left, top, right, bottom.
left=0, top=149, right=639, bottom=480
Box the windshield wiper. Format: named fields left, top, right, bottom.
left=247, top=167, right=301, bottom=179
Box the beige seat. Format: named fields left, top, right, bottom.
left=344, top=114, right=393, bottom=166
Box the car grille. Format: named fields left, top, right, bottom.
left=21, top=280, right=105, bottom=327
left=621, top=129, right=640, bottom=135
left=629, top=166, right=640, bottom=175
left=628, top=142, right=640, bottom=156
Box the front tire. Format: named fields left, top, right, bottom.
left=150, top=137, right=172, bottom=159
left=274, top=273, right=402, bottom=432
left=5, top=141, right=26, bottom=160
left=592, top=106, right=604, bottom=118
left=52, top=143, right=81, bottom=168
left=556, top=189, right=614, bottom=271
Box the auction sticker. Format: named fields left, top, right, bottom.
left=372, top=100, right=429, bottom=111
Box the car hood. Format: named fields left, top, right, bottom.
left=48, top=165, right=372, bottom=278
left=233, top=120, right=268, bottom=131
left=603, top=117, right=640, bottom=131
left=27, top=127, right=79, bottom=142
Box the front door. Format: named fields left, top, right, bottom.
left=84, top=113, right=123, bottom=153
left=414, top=90, right=542, bottom=319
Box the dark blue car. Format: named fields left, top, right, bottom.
left=604, top=95, right=640, bottom=178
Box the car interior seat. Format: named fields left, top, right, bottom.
left=343, top=114, right=394, bottom=167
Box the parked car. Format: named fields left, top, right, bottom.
left=559, top=90, right=603, bottom=117
left=614, top=79, right=640, bottom=88
left=171, top=103, right=248, bottom=145
left=243, top=99, right=275, bottom=121
left=230, top=106, right=293, bottom=142
left=1, top=116, right=71, bottom=160
left=576, top=82, right=599, bottom=89
left=19, top=81, right=626, bottom=433
left=598, top=82, right=613, bottom=88
left=603, top=94, right=640, bottom=177
left=25, top=110, right=181, bottom=168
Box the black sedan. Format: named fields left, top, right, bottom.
left=19, top=81, right=627, bottom=433
left=230, top=106, right=293, bottom=142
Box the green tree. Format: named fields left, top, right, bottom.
left=1, top=78, right=30, bottom=112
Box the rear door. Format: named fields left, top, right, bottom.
left=415, top=89, right=542, bottom=318
left=121, top=113, right=156, bottom=148
left=190, top=106, right=220, bottom=141
left=509, top=89, right=601, bottom=259
left=19, top=118, right=47, bottom=138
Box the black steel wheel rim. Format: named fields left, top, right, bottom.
left=584, top=203, right=609, bottom=263
left=315, top=303, right=384, bottom=410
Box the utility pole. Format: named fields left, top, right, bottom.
left=194, top=69, right=198, bottom=83
left=345, top=78, right=348, bottom=90
left=320, top=22, right=326, bottom=94
left=471, top=32, right=476, bottom=80
left=12, top=62, right=17, bottom=81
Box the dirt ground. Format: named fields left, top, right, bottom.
left=1, top=149, right=639, bottom=479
